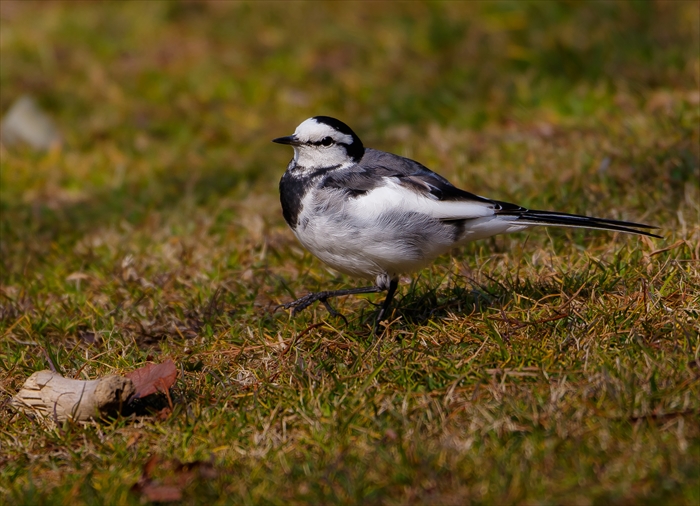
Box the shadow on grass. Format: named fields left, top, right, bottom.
left=293, top=264, right=625, bottom=337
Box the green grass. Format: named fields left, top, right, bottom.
left=1, top=1, right=699, bottom=504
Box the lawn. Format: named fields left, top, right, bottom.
left=1, top=1, right=699, bottom=504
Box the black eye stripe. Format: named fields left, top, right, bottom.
left=309, top=138, right=340, bottom=146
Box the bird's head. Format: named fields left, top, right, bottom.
left=273, top=116, right=365, bottom=169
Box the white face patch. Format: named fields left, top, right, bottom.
left=289, top=118, right=357, bottom=169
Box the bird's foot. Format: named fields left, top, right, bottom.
left=280, top=291, right=330, bottom=316
left=279, top=286, right=384, bottom=323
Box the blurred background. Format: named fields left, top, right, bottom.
left=1, top=0, right=698, bottom=278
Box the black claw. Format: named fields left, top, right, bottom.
left=320, top=298, right=349, bottom=326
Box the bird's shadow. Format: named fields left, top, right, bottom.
left=350, top=269, right=614, bottom=331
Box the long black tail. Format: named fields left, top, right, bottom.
left=498, top=208, right=662, bottom=239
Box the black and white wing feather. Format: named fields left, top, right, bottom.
left=324, top=148, right=661, bottom=239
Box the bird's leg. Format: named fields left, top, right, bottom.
left=373, top=279, right=399, bottom=334
left=281, top=285, right=384, bottom=318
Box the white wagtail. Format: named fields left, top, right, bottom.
left=273, top=116, right=660, bottom=327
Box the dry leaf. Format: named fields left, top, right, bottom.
left=132, top=456, right=183, bottom=503
left=156, top=407, right=172, bottom=421
left=139, top=483, right=183, bottom=502
left=132, top=454, right=217, bottom=503
left=125, top=360, right=177, bottom=399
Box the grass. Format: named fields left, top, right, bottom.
left=1, top=1, right=699, bottom=504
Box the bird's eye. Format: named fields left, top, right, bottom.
left=321, top=136, right=333, bottom=146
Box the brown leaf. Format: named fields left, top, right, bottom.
left=125, top=360, right=177, bottom=399
left=139, top=483, right=183, bottom=502
left=132, top=454, right=217, bottom=503
left=142, top=454, right=160, bottom=480
left=156, top=407, right=172, bottom=421
left=133, top=455, right=184, bottom=502
left=126, top=432, right=142, bottom=449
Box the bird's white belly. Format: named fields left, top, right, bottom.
left=293, top=191, right=456, bottom=279
left=294, top=223, right=435, bottom=279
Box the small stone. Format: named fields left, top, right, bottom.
left=1, top=95, right=62, bottom=150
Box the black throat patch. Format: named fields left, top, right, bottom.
left=279, top=170, right=308, bottom=229
left=280, top=161, right=344, bottom=229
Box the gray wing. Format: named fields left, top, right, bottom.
left=322, top=148, right=660, bottom=237
left=322, top=148, right=524, bottom=212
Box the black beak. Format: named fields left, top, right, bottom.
left=272, top=135, right=301, bottom=146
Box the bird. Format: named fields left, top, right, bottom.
left=273, top=116, right=660, bottom=329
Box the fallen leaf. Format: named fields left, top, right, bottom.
left=139, top=483, right=183, bottom=502
left=125, top=360, right=177, bottom=399
left=143, top=454, right=160, bottom=480
left=126, top=432, right=142, bottom=449
left=132, top=454, right=218, bottom=503
left=156, top=407, right=172, bottom=420
left=132, top=455, right=184, bottom=502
